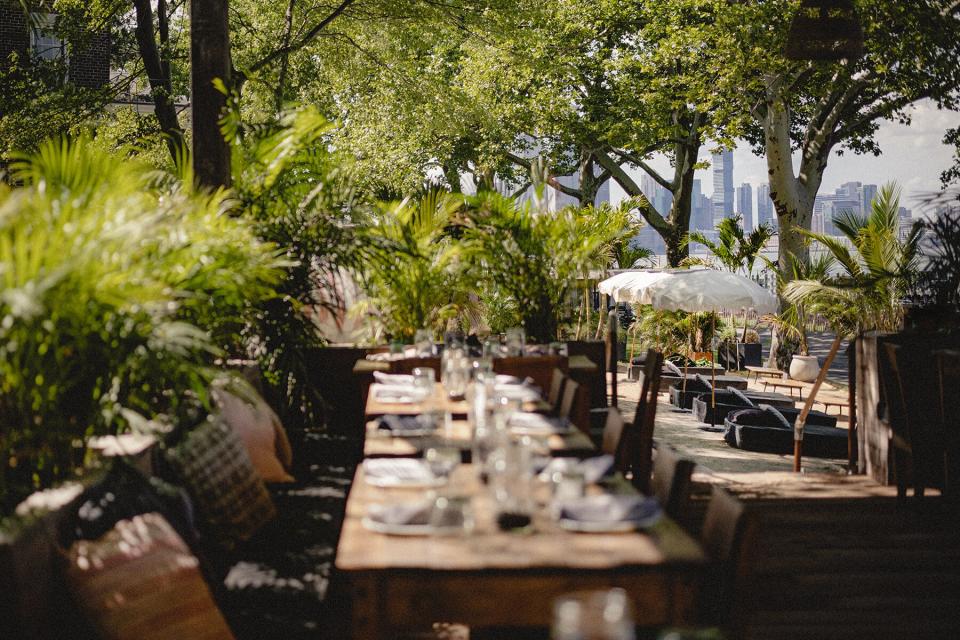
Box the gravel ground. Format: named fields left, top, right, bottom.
left=613, top=372, right=850, bottom=476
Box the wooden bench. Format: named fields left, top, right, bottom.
left=815, top=395, right=848, bottom=416
left=745, top=365, right=785, bottom=381
left=761, top=378, right=807, bottom=397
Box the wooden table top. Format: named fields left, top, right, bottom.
left=745, top=365, right=785, bottom=377
left=364, top=419, right=595, bottom=458
left=365, top=383, right=548, bottom=418
left=336, top=464, right=706, bottom=573
left=354, top=353, right=599, bottom=374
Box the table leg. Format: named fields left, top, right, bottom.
left=349, top=574, right=383, bottom=639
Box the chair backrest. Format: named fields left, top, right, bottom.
left=600, top=406, right=625, bottom=459
left=493, top=355, right=565, bottom=392
left=651, top=445, right=695, bottom=520
left=606, top=308, right=619, bottom=408
left=546, top=368, right=567, bottom=415
left=934, top=348, right=960, bottom=501
left=625, top=349, right=663, bottom=493
left=558, top=378, right=580, bottom=421
left=700, top=486, right=757, bottom=630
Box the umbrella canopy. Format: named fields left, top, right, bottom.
left=640, top=269, right=778, bottom=315
left=597, top=269, right=688, bottom=304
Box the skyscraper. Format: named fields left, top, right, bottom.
left=736, top=182, right=753, bottom=231
left=860, top=184, right=878, bottom=215
left=757, top=183, right=774, bottom=229
left=711, top=150, right=734, bottom=225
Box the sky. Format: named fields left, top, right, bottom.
left=610, top=100, right=960, bottom=217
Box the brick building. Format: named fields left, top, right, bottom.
left=0, top=1, right=110, bottom=89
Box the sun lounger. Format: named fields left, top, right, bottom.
left=670, top=375, right=788, bottom=411
left=722, top=405, right=847, bottom=458
left=692, top=387, right=835, bottom=427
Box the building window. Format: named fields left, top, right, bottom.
left=30, top=13, right=65, bottom=62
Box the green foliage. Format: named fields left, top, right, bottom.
left=226, top=104, right=374, bottom=431
left=0, top=136, right=283, bottom=512
left=461, top=191, right=631, bottom=343
left=357, top=190, right=476, bottom=342
left=631, top=306, right=724, bottom=357
left=685, top=215, right=774, bottom=274
left=763, top=252, right=835, bottom=356
left=785, top=184, right=922, bottom=336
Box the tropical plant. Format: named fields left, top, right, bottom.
left=0, top=137, right=283, bottom=512
left=357, top=190, right=476, bottom=342
left=225, top=105, right=375, bottom=432
left=909, top=204, right=960, bottom=315
left=784, top=184, right=923, bottom=336
left=685, top=215, right=774, bottom=275
left=461, top=190, right=630, bottom=344
left=629, top=306, right=725, bottom=360
left=763, top=252, right=836, bottom=359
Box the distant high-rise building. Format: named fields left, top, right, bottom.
left=594, top=180, right=610, bottom=207
left=711, top=151, right=734, bottom=225
left=757, top=184, right=774, bottom=229
left=839, top=181, right=862, bottom=199
left=860, top=183, right=878, bottom=214
left=736, top=182, right=753, bottom=231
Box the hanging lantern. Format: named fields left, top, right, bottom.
left=784, top=0, right=865, bottom=61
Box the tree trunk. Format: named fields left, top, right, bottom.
left=577, top=151, right=600, bottom=207
left=133, top=0, right=185, bottom=165
left=191, top=0, right=232, bottom=188
left=274, top=0, right=297, bottom=113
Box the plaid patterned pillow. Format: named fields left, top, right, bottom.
left=165, top=415, right=276, bottom=550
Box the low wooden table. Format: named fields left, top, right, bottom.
left=364, top=419, right=595, bottom=458
left=762, top=378, right=806, bottom=397
left=336, top=465, right=707, bottom=638
left=815, top=395, right=848, bottom=416
left=745, top=365, right=785, bottom=381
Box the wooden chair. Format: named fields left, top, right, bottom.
left=935, top=348, right=960, bottom=503
left=620, top=348, right=663, bottom=493
left=651, top=444, right=695, bottom=521
left=558, top=377, right=581, bottom=425
left=606, top=308, right=619, bottom=409
left=699, top=486, right=758, bottom=632
left=546, top=368, right=567, bottom=416
left=600, top=406, right=625, bottom=461
left=883, top=342, right=944, bottom=500
left=493, top=355, right=565, bottom=392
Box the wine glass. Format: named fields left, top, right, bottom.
left=551, top=589, right=635, bottom=640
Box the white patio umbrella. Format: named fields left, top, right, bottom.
left=597, top=270, right=675, bottom=303
left=607, top=268, right=779, bottom=413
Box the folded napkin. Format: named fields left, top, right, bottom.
left=376, top=414, right=434, bottom=435
left=556, top=494, right=660, bottom=524
left=371, top=383, right=419, bottom=404
left=373, top=372, right=415, bottom=385
left=363, top=458, right=437, bottom=484
left=538, top=455, right=614, bottom=485
left=508, top=412, right=570, bottom=434
left=494, top=374, right=524, bottom=385
left=366, top=501, right=432, bottom=526
left=494, top=384, right=541, bottom=402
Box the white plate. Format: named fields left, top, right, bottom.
left=364, top=474, right=448, bottom=488
left=509, top=414, right=573, bottom=436
left=363, top=459, right=448, bottom=488
left=557, top=511, right=661, bottom=533
left=361, top=517, right=463, bottom=536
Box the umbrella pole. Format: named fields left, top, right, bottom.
left=682, top=314, right=692, bottom=396
left=794, top=334, right=843, bottom=472
left=711, top=312, right=716, bottom=409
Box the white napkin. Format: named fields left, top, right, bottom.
left=494, top=375, right=524, bottom=385
left=367, top=501, right=432, bottom=525
left=370, top=383, right=418, bottom=404
left=373, top=372, right=415, bottom=385
left=556, top=494, right=660, bottom=524
left=363, top=458, right=436, bottom=483
left=495, top=385, right=541, bottom=402
left=508, top=412, right=570, bottom=434
left=538, top=455, right=614, bottom=484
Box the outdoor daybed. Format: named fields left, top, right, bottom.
left=670, top=374, right=790, bottom=410
left=723, top=405, right=848, bottom=458
left=692, top=387, right=836, bottom=427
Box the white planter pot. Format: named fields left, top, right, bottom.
left=789, top=355, right=820, bottom=382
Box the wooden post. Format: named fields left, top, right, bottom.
left=794, top=334, right=844, bottom=472
left=191, top=0, right=232, bottom=188
left=846, top=338, right=857, bottom=472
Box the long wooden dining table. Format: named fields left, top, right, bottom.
left=336, top=464, right=706, bottom=638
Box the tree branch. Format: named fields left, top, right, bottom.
left=611, top=147, right=671, bottom=191
left=247, top=0, right=356, bottom=76
left=594, top=151, right=670, bottom=234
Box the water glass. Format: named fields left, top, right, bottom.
left=505, top=327, right=526, bottom=357
left=414, top=329, right=434, bottom=357
left=428, top=492, right=474, bottom=533
left=551, top=589, right=636, bottom=640
left=425, top=446, right=461, bottom=478
left=412, top=367, right=435, bottom=402
left=551, top=468, right=586, bottom=501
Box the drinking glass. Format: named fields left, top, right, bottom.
left=425, top=446, right=461, bottom=478
left=412, top=367, right=435, bottom=402
left=428, top=492, right=474, bottom=533
left=490, top=435, right=535, bottom=531
left=505, top=327, right=526, bottom=357
left=551, top=589, right=636, bottom=640
left=414, top=329, right=434, bottom=357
